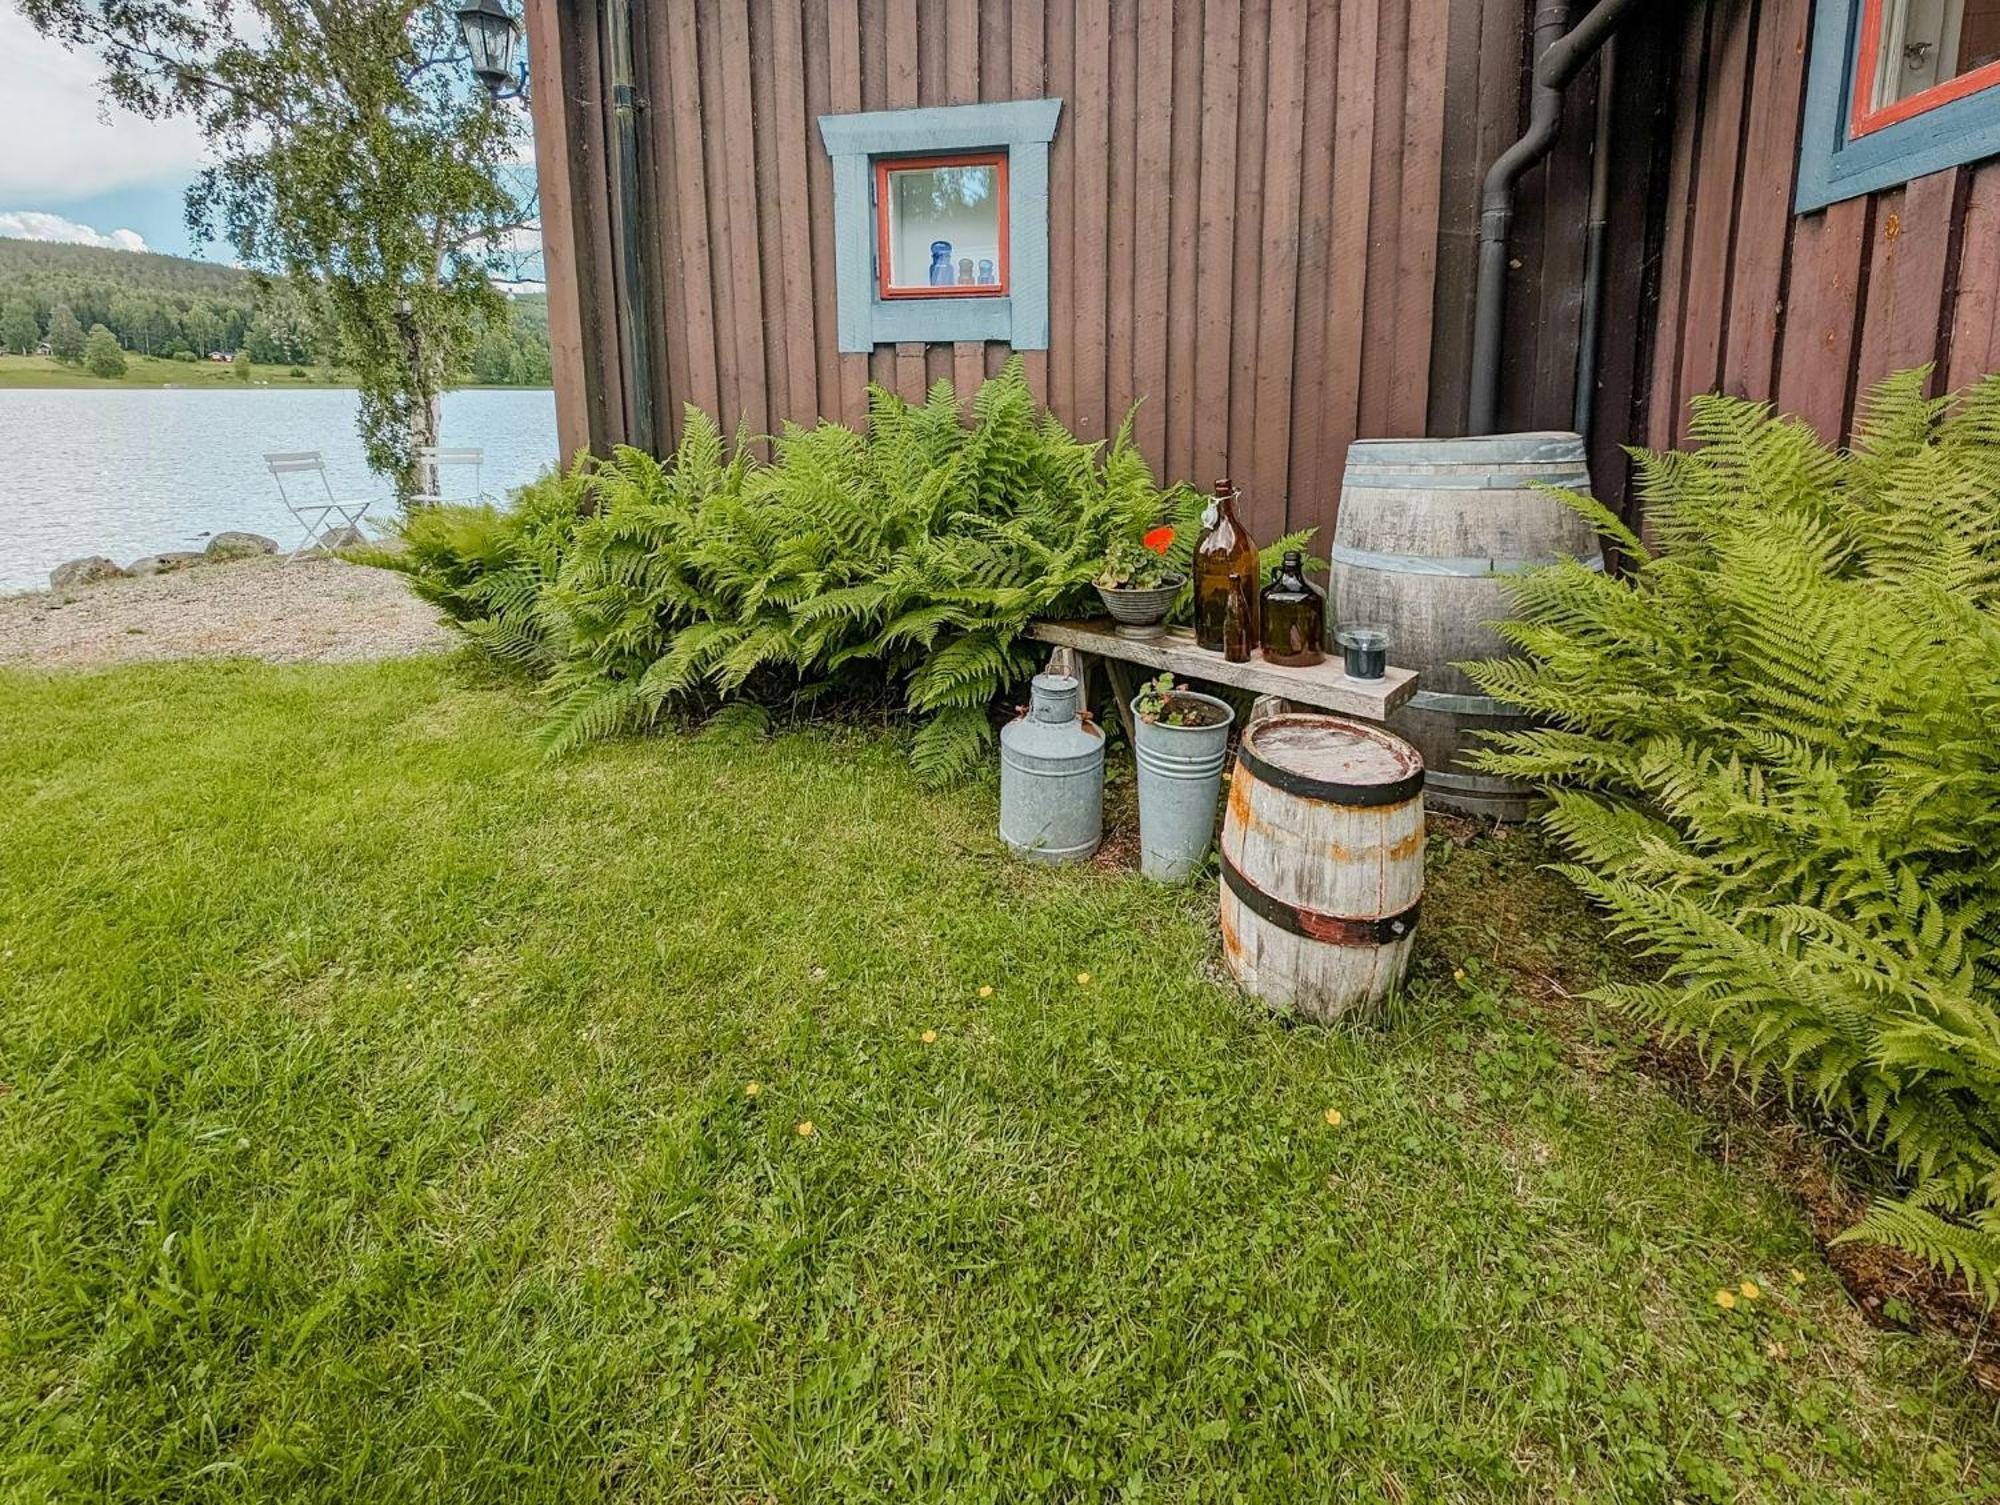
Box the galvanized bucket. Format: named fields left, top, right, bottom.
left=1131, top=689, right=1236, bottom=882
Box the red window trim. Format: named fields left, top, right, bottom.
left=1850, top=0, right=2000, bottom=137
left=874, top=152, right=1010, bottom=300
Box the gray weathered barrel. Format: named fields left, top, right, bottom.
left=1331, top=432, right=1599, bottom=820
left=1219, top=714, right=1424, bottom=1022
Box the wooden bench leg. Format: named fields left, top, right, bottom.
left=1247, top=694, right=1292, bottom=729
left=1103, top=658, right=1141, bottom=746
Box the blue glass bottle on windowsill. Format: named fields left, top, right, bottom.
left=928, top=241, right=953, bottom=286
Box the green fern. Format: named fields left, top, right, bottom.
left=1467, top=369, right=2000, bottom=1299
left=373, top=356, right=1190, bottom=784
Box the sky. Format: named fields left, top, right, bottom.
left=0, top=8, right=218, bottom=257
left=0, top=6, right=541, bottom=280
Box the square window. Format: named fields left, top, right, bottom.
left=1798, top=0, right=2000, bottom=208
left=874, top=154, right=1009, bottom=299
left=1852, top=0, right=2000, bottom=135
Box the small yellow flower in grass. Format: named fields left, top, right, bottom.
left=1764, top=1339, right=1789, bottom=1360
left=1790, top=1268, right=1806, bottom=1285
left=795, top=1120, right=816, bottom=1137
left=978, top=985, right=994, bottom=999
left=1452, top=968, right=1467, bottom=982
left=1076, top=971, right=1092, bottom=985
left=1714, top=1288, right=1738, bottom=1309
left=921, top=1029, right=938, bottom=1044
left=1323, top=1108, right=1343, bottom=1127
left=1739, top=1280, right=1761, bottom=1301
left=744, top=1082, right=761, bottom=1099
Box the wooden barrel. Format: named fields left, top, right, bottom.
left=1219, top=714, right=1424, bottom=1022
left=1331, top=432, right=1599, bottom=820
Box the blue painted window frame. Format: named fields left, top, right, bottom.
left=1798, top=0, right=2000, bottom=210
left=817, top=99, right=1063, bottom=352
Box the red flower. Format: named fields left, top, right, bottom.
left=1143, top=526, right=1175, bottom=555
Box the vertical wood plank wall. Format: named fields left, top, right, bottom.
left=535, top=0, right=1468, bottom=547
left=1643, top=0, right=2000, bottom=450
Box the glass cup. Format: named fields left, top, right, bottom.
left=1335, top=625, right=1388, bottom=680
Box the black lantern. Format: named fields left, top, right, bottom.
left=455, top=0, right=526, bottom=100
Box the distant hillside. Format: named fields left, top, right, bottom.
left=0, top=237, right=257, bottom=298
left=0, top=237, right=550, bottom=383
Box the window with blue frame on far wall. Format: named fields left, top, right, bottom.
left=1798, top=0, right=2000, bottom=208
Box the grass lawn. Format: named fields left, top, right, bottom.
left=0, top=353, right=335, bottom=389
left=0, top=657, right=1994, bottom=1501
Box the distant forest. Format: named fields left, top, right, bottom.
left=0, top=237, right=551, bottom=385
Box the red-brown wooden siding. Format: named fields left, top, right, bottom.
left=1643, top=0, right=2000, bottom=448
left=532, top=0, right=1477, bottom=546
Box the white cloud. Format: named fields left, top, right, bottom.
left=0, top=211, right=148, bottom=252
left=0, top=9, right=207, bottom=198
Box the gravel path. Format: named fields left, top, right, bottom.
left=0, top=557, right=455, bottom=669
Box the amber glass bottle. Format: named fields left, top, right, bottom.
left=1260, top=550, right=1325, bottom=667
left=1194, top=478, right=1260, bottom=653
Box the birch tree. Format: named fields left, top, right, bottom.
left=24, top=0, right=533, bottom=501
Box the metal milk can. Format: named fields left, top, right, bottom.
left=999, top=673, right=1105, bottom=864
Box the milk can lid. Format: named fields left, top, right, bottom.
left=1028, top=673, right=1080, bottom=723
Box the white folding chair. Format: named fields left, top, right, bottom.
left=412, top=446, right=487, bottom=507
left=265, top=452, right=376, bottom=562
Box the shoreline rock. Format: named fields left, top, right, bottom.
left=48, top=556, right=128, bottom=591
left=206, top=531, right=279, bottom=562
left=46, top=531, right=285, bottom=592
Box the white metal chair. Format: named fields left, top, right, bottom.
left=264, top=452, right=376, bottom=562
left=412, top=446, right=488, bottom=507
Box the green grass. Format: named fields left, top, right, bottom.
left=0, top=353, right=550, bottom=391
left=0, top=658, right=1994, bottom=1502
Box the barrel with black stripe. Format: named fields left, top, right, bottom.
left=1331, top=432, right=1599, bottom=820
left=1219, top=715, right=1424, bottom=1022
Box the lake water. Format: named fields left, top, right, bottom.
left=0, top=387, right=560, bottom=595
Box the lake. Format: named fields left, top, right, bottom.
left=0, top=387, right=560, bottom=595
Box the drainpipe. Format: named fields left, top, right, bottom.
left=1466, top=0, right=1643, bottom=435
left=605, top=0, right=657, bottom=454
left=1572, top=37, right=1616, bottom=439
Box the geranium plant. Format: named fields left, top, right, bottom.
left=1097, top=527, right=1180, bottom=590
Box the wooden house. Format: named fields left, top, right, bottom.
left=523, top=0, right=2000, bottom=542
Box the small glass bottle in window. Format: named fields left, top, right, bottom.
left=978, top=258, right=996, bottom=285
left=1259, top=550, right=1325, bottom=667
left=929, top=241, right=954, bottom=286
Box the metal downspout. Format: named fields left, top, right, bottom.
left=1466, top=0, right=1643, bottom=435
left=1573, top=37, right=1616, bottom=439
left=605, top=0, right=657, bottom=454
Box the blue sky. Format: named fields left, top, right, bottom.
left=0, top=8, right=215, bottom=256
left=0, top=6, right=538, bottom=278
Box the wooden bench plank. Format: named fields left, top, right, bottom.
left=1026, top=619, right=1417, bottom=721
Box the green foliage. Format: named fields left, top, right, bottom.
left=45, top=303, right=83, bottom=363
left=81, top=323, right=126, bottom=379
left=20, top=0, right=535, bottom=496
left=1467, top=370, right=2000, bottom=1299
left=378, top=361, right=1184, bottom=781
left=1133, top=673, right=1220, bottom=727
left=231, top=347, right=252, bottom=382
left=0, top=298, right=38, bottom=355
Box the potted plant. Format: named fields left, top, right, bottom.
left=1130, top=672, right=1235, bottom=882
left=1095, top=526, right=1181, bottom=639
